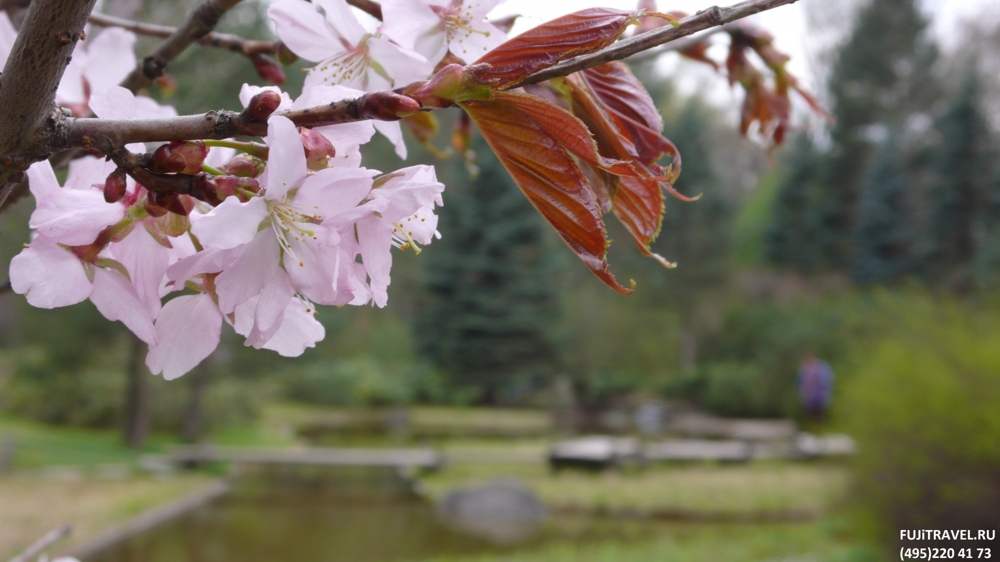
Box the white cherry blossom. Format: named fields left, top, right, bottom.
left=381, top=0, right=508, bottom=65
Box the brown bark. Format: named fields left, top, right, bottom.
left=124, top=333, right=151, bottom=449
left=120, top=0, right=244, bottom=93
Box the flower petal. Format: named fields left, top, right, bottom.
left=90, top=267, right=158, bottom=345
left=264, top=116, right=308, bottom=201
left=190, top=196, right=269, bottom=250
left=268, top=0, right=342, bottom=62
left=216, top=229, right=282, bottom=313
left=365, top=35, right=434, bottom=88
left=374, top=120, right=408, bottom=159
left=259, top=298, right=325, bottom=356
left=146, top=294, right=223, bottom=380
left=26, top=161, right=60, bottom=201
left=356, top=216, right=393, bottom=307
left=89, top=86, right=138, bottom=120
left=380, top=0, right=447, bottom=64
left=9, top=237, right=92, bottom=308
left=30, top=188, right=125, bottom=246
left=108, top=226, right=170, bottom=317
left=82, top=28, right=137, bottom=97
left=315, top=0, right=368, bottom=46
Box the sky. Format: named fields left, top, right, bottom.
left=487, top=0, right=997, bottom=89
left=475, top=0, right=998, bottom=123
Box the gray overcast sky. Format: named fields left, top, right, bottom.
left=488, top=0, right=997, bottom=88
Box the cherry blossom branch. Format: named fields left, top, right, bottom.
left=120, top=0, right=244, bottom=93
left=0, top=0, right=97, bottom=189
left=517, top=0, right=799, bottom=87
left=58, top=91, right=416, bottom=151
left=346, top=0, right=382, bottom=20
left=110, top=146, right=209, bottom=195
left=89, top=12, right=277, bottom=56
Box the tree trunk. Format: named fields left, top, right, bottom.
left=123, top=334, right=151, bottom=450
left=182, top=364, right=208, bottom=443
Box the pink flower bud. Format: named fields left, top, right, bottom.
left=247, top=90, right=282, bottom=122
left=300, top=128, right=336, bottom=171
left=144, top=192, right=170, bottom=218
left=276, top=42, right=298, bottom=66
left=151, top=141, right=208, bottom=175
left=251, top=54, right=286, bottom=85
left=359, top=91, right=422, bottom=121
left=210, top=176, right=261, bottom=203
left=103, top=168, right=127, bottom=203
left=220, top=154, right=265, bottom=178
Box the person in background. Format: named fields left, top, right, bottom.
left=798, top=352, right=834, bottom=419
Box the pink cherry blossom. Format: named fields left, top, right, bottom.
left=268, top=0, right=433, bottom=92
left=56, top=28, right=138, bottom=115
left=381, top=0, right=508, bottom=65
left=356, top=165, right=444, bottom=307
left=9, top=236, right=158, bottom=344
left=145, top=293, right=223, bottom=380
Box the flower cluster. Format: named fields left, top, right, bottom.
left=8, top=0, right=510, bottom=379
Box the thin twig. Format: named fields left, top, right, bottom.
left=121, top=0, right=245, bottom=93
left=0, top=279, right=11, bottom=295
left=518, top=0, right=799, bottom=87
left=625, top=28, right=726, bottom=63
left=7, top=525, right=72, bottom=562
left=89, top=12, right=277, bottom=56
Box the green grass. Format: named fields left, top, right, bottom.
left=414, top=521, right=880, bottom=562
left=420, top=462, right=848, bottom=517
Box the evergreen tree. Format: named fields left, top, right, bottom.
left=651, top=99, right=732, bottom=371
left=766, top=136, right=839, bottom=272
left=416, top=137, right=559, bottom=404
left=924, top=73, right=993, bottom=288
left=852, top=134, right=918, bottom=284
left=772, top=0, right=938, bottom=272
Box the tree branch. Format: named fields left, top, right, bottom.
left=346, top=0, right=382, bottom=20
left=59, top=92, right=405, bottom=151
left=89, top=12, right=277, bottom=56
left=517, top=0, right=799, bottom=87
left=120, top=0, right=244, bottom=93
left=0, top=0, right=98, bottom=187
left=1, top=0, right=799, bottom=187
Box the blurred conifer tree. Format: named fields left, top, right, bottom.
left=924, top=73, right=994, bottom=290
left=416, top=137, right=559, bottom=404
left=768, top=0, right=938, bottom=272
left=852, top=133, right=919, bottom=284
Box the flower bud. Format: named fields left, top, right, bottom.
left=247, top=90, right=282, bottom=122
left=103, top=168, right=128, bottom=203
left=144, top=192, right=170, bottom=218
left=276, top=42, right=298, bottom=66
left=210, top=176, right=261, bottom=203
left=251, top=54, right=286, bottom=86
left=151, top=141, right=208, bottom=175
left=359, top=91, right=422, bottom=121
left=220, top=153, right=266, bottom=178
left=155, top=74, right=178, bottom=97
left=300, top=128, right=336, bottom=171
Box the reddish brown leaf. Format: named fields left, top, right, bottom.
left=577, top=62, right=679, bottom=167
left=613, top=176, right=675, bottom=268
left=460, top=95, right=634, bottom=294
left=474, top=8, right=643, bottom=89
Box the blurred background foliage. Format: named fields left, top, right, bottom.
left=1, top=0, right=1000, bottom=553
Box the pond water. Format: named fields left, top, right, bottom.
left=87, top=467, right=666, bottom=562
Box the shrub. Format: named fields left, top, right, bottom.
left=843, top=295, right=1000, bottom=552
